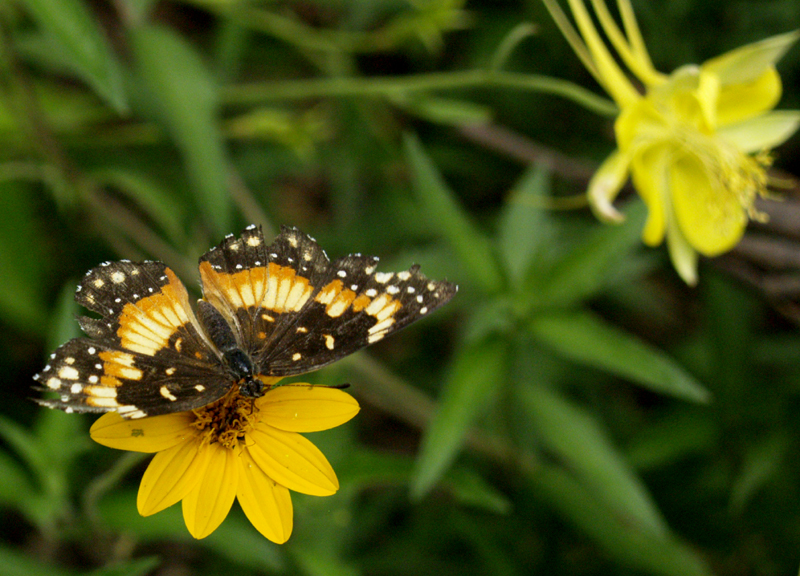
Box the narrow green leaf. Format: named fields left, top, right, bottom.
left=0, top=416, right=46, bottom=484
left=18, top=0, right=127, bottom=112
left=531, top=463, right=711, bottom=576
left=529, top=310, right=711, bottom=403
left=0, top=542, right=73, bottom=576
left=340, top=449, right=511, bottom=514
left=730, top=433, right=789, bottom=513
left=90, top=168, right=186, bottom=244
left=87, top=557, right=161, bottom=576
left=518, top=382, right=668, bottom=537
left=0, top=182, right=48, bottom=334
left=129, top=25, right=231, bottom=236
left=403, top=132, right=503, bottom=293
left=0, top=449, right=34, bottom=507
left=100, top=491, right=285, bottom=571
left=45, top=280, right=82, bottom=353
left=289, top=548, right=359, bottom=576
left=626, top=409, right=717, bottom=471
left=411, top=337, right=508, bottom=499
left=535, top=199, right=647, bottom=306
left=497, top=164, right=553, bottom=287
left=390, top=93, right=493, bottom=126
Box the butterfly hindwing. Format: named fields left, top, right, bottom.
left=34, top=261, right=232, bottom=418
left=257, top=252, right=457, bottom=375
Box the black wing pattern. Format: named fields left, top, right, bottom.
left=198, top=225, right=457, bottom=376
left=34, top=261, right=232, bottom=418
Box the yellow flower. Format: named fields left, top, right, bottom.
left=90, top=378, right=359, bottom=543
left=543, top=0, right=800, bottom=283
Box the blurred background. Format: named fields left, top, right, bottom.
left=2, top=1, right=800, bottom=575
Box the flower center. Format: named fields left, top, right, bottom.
left=191, top=385, right=259, bottom=449
left=670, top=124, right=772, bottom=218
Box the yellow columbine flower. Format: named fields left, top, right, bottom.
left=90, top=378, right=359, bottom=543
left=543, top=0, right=800, bottom=284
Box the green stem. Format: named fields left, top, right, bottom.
left=223, top=69, right=618, bottom=117
left=347, top=354, right=530, bottom=470
left=82, top=451, right=148, bottom=530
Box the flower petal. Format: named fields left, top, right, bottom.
left=182, top=443, right=239, bottom=539
left=137, top=438, right=211, bottom=516
left=256, top=386, right=360, bottom=433
left=588, top=149, right=630, bottom=223
left=715, top=68, right=782, bottom=126
left=90, top=411, right=195, bottom=453
left=247, top=424, right=338, bottom=496
left=719, top=110, right=800, bottom=153
left=669, top=153, right=747, bottom=257
left=665, top=208, right=699, bottom=286
left=629, top=144, right=670, bottom=246
left=237, top=448, right=293, bottom=544
left=701, top=30, right=800, bottom=87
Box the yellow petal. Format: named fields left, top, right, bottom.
left=715, top=68, right=782, bottom=127
left=629, top=144, right=671, bottom=246
left=256, top=386, right=360, bottom=433
left=237, top=448, right=293, bottom=544
left=137, top=438, right=211, bottom=516
left=665, top=206, right=699, bottom=286
left=587, top=149, right=630, bottom=223
left=669, top=153, right=747, bottom=256
left=614, top=98, right=663, bottom=151
left=719, top=110, right=800, bottom=153
left=701, top=30, right=800, bottom=87
left=182, top=443, right=239, bottom=539
left=90, top=411, right=195, bottom=453
left=247, top=424, right=338, bottom=496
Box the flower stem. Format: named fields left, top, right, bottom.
left=222, top=70, right=618, bottom=117
left=82, top=452, right=148, bottom=530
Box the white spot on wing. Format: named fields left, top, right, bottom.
left=160, top=386, right=178, bottom=402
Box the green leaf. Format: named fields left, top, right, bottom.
left=531, top=462, right=711, bottom=576
left=45, top=280, right=82, bottom=353
left=129, top=25, right=231, bottom=236
left=626, top=409, right=717, bottom=471
left=87, top=557, right=161, bottom=576
left=496, top=164, right=553, bottom=287
left=0, top=542, right=73, bottom=576
left=389, top=93, right=493, bottom=126
left=529, top=310, right=711, bottom=403
left=17, top=0, right=127, bottom=112
left=339, top=449, right=511, bottom=514
left=403, top=132, right=503, bottom=293
left=411, top=337, right=508, bottom=499
left=730, top=433, right=789, bottom=513
left=100, top=491, right=285, bottom=571
left=518, top=383, right=668, bottom=537
left=0, top=449, right=34, bottom=507
left=0, top=182, right=48, bottom=334
left=0, top=415, right=46, bottom=484
left=90, top=168, right=186, bottom=244
left=534, top=200, right=647, bottom=306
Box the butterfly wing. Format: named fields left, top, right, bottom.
left=198, top=225, right=457, bottom=377
left=35, top=261, right=233, bottom=418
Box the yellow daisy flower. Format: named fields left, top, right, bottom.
left=90, top=377, right=359, bottom=543
left=543, top=0, right=800, bottom=284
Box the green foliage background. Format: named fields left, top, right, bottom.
left=1, top=1, right=800, bottom=575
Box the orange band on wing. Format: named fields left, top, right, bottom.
left=200, top=261, right=314, bottom=314
left=117, top=268, right=194, bottom=356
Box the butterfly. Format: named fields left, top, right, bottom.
left=34, top=225, right=457, bottom=419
